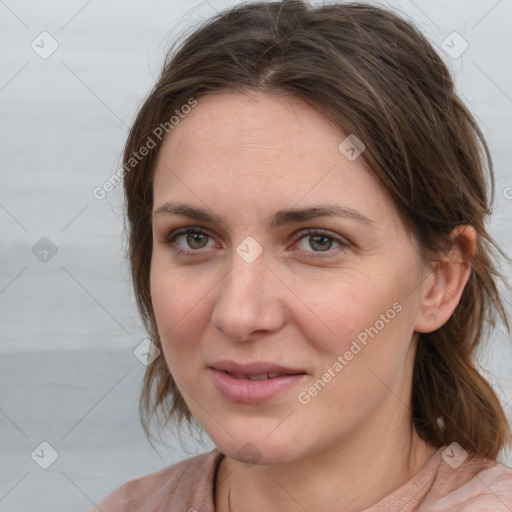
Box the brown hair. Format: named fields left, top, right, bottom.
left=122, top=0, right=511, bottom=458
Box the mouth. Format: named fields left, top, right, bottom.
left=208, top=360, right=307, bottom=378
left=223, top=371, right=305, bottom=381
left=208, top=361, right=308, bottom=403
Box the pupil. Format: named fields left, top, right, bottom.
left=187, top=233, right=207, bottom=248
left=311, top=235, right=331, bottom=251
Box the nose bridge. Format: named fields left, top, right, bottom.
left=211, top=247, right=283, bottom=340
left=226, top=254, right=266, bottom=301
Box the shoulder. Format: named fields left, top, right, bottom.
left=419, top=450, right=512, bottom=511
left=87, top=448, right=223, bottom=512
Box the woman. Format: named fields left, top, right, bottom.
left=89, top=1, right=512, bottom=510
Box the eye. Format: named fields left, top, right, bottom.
left=164, top=227, right=217, bottom=256
left=293, top=229, right=348, bottom=258
left=163, top=226, right=349, bottom=260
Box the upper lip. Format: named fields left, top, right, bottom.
left=209, top=360, right=306, bottom=376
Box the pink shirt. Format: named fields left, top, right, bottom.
left=87, top=445, right=512, bottom=511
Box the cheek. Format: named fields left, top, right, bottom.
left=295, top=256, right=419, bottom=379
left=289, top=268, right=403, bottom=352
left=149, top=259, right=210, bottom=365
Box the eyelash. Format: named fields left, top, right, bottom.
left=163, top=227, right=349, bottom=260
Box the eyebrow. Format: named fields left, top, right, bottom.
left=152, top=202, right=374, bottom=228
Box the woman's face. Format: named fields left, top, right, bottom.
left=150, top=91, right=430, bottom=464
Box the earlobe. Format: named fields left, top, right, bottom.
left=414, top=225, right=477, bottom=334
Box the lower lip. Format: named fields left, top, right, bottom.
left=210, top=369, right=307, bottom=404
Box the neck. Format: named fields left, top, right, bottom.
left=215, top=411, right=437, bottom=512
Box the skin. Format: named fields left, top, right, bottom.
left=150, top=91, right=476, bottom=512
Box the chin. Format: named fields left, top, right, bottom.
left=213, top=430, right=303, bottom=466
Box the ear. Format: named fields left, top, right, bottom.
left=414, top=225, right=477, bottom=333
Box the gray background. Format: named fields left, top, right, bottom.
left=1, top=0, right=511, bottom=510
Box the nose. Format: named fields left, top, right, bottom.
left=210, top=250, right=286, bottom=341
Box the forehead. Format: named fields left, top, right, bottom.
left=170, top=91, right=339, bottom=138
left=152, top=91, right=396, bottom=230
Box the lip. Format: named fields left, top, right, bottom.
left=208, top=360, right=305, bottom=376
left=208, top=361, right=308, bottom=404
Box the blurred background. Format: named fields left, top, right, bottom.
left=1, top=0, right=511, bottom=510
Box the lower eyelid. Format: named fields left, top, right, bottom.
left=292, top=238, right=347, bottom=259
